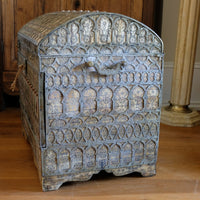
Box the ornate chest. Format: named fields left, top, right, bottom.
left=17, top=11, right=164, bottom=191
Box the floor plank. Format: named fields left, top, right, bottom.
left=0, top=108, right=200, bottom=199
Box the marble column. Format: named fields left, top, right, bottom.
left=161, top=0, right=200, bottom=127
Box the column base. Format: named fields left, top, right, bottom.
left=161, top=106, right=200, bottom=127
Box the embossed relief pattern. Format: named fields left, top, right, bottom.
left=43, top=139, right=158, bottom=176
left=39, top=13, right=163, bottom=176
left=39, top=14, right=162, bottom=55
left=42, top=54, right=162, bottom=175
left=43, top=56, right=162, bottom=118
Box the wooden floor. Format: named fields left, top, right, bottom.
left=0, top=108, right=200, bottom=200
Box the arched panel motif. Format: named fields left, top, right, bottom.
left=44, top=150, right=57, bottom=174
left=146, top=86, right=159, bottom=110
left=110, top=144, right=120, bottom=166
left=113, top=18, right=126, bottom=44
left=82, top=88, right=97, bottom=115
left=85, top=147, right=96, bottom=168
left=121, top=143, right=132, bottom=165
left=128, top=23, right=138, bottom=44
left=114, top=87, right=129, bottom=113
left=72, top=148, right=83, bottom=169
left=97, top=145, right=108, bottom=169
left=145, top=140, right=156, bottom=161
left=97, top=16, right=112, bottom=44
left=68, top=23, right=80, bottom=45
left=57, top=28, right=67, bottom=46
left=81, top=18, right=95, bottom=44
left=130, top=86, right=144, bottom=111
left=98, top=88, right=113, bottom=113
left=65, top=89, right=80, bottom=116
left=48, top=90, right=63, bottom=114
left=59, top=148, right=70, bottom=172
left=134, top=142, right=144, bottom=163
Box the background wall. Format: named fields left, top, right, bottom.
left=161, top=0, right=200, bottom=109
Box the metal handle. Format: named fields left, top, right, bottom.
left=86, top=61, right=125, bottom=75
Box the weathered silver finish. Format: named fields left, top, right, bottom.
left=17, top=11, right=164, bottom=191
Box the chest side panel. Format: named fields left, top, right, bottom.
left=18, top=36, right=40, bottom=142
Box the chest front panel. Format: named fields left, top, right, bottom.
left=37, top=12, right=163, bottom=176
left=41, top=54, right=162, bottom=175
